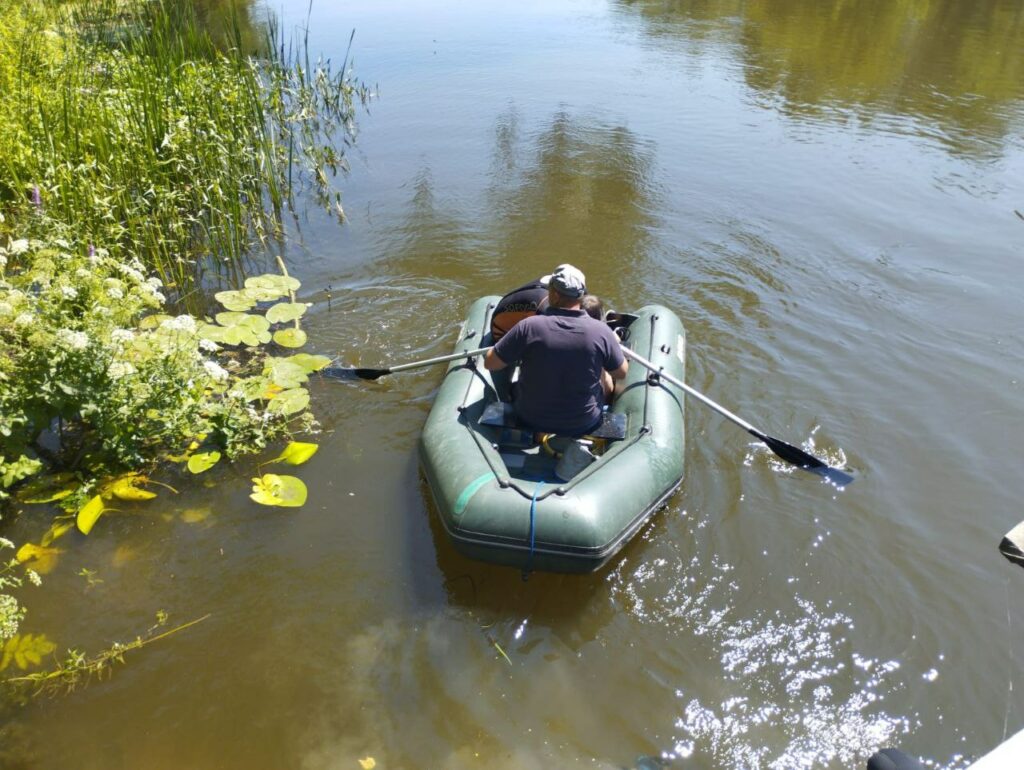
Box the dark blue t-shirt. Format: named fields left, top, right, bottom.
left=492, top=308, right=625, bottom=434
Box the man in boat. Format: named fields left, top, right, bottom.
left=491, top=279, right=605, bottom=341
left=484, top=264, right=628, bottom=436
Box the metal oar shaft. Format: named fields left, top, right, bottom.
left=621, top=347, right=755, bottom=433
left=621, top=345, right=854, bottom=485
left=386, top=345, right=492, bottom=374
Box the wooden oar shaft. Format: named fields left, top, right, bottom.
left=621, top=346, right=755, bottom=434
left=386, top=345, right=492, bottom=374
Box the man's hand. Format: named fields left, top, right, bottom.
left=484, top=349, right=507, bottom=371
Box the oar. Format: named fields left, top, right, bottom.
left=323, top=345, right=492, bottom=381
left=621, top=346, right=855, bottom=487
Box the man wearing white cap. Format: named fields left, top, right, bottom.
left=485, top=264, right=628, bottom=436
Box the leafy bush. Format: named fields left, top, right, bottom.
left=3, top=228, right=327, bottom=474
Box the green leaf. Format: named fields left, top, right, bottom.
left=16, top=543, right=63, bottom=575
left=187, top=451, right=221, bottom=474
left=265, top=302, right=309, bottom=324
left=77, top=494, right=107, bottom=534
left=263, top=358, right=308, bottom=389
left=16, top=472, right=78, bottom=503
left=231, top=375, right=272, bottom=402
left=1, top=634, right=57, bottom=672
left=214, top=290, right=256, bottom=311
left=273, top=328, right=307, bottom=348
left=250, top=474, right=307, bottom=507
left=40, top=521, right=75, bottom=547
left=213, top=312, right=271, bottom=346
left=266, top=387, right=309, bottom=416
left=106, top=473, right=158, bottom=501
left=284, top=353, right=332, bottom=373
left=270, top=441, right=319, bottom=466
left=139, top=313, right=173, bottom=330
left=197, top=322, right=229, bottom=343
left=245, top=274, right=300, bottom=294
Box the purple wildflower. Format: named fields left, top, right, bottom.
left=31, top=185, right=41, bottom=209
left=88, top=244, right=95, bottom=259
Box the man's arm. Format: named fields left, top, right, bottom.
left=484, top=349, right=507, bottom=371
left=609, top=360, right=629, bottom=380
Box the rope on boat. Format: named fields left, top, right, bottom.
left=522, top=481, right=545, bottom=581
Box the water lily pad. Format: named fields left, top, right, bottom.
left=245, top=274, right=300, bottom=294
left=213, top=312, right=271, bottom=346
left=266, top=302, right=309, bottom=324
left=273, top=328, right=307, bottom=348
left=231, top=375, right=272, bottom=402
left=214, top=289, right=256, bottom=311
left=284, top=353, right=332, bottom=373
left=266, top=387, right=309, bottom=416
left=263, top=358, right=309, bottom=389
left=250, top=474, right=307, bottom=507
left=187, top=450, right=221, bottom=474
left=198, top=322, right=229, bottom=343
left=270, top=441, right=319, bottom=466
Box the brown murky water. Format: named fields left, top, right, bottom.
left=6, top=1, right=1024, bottom=768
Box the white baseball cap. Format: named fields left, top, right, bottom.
left=540, top=264, right=587, bottom=299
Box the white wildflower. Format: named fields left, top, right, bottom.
left=198, top=338, right=220, bottom=352
left=94, top=305, right=111, bottom=316
left=14, top=312, right=33, bottom=327
left=146, top=276, right=163, bottom=289
left=0, top=301, right=12, bottom=317
left=60, top=285, right=78, bottom=300
left=107, top=361, right=136, bottom=380
left=122, top=266, right=144, bottom=283
left=203, top=360, right=229, bottom=382
left=107, top=286, right=124, bottom=300
left=0, top=253, right=6, bottom=270
left=162, top=315, right=197, bottom=333
left=26, top=569, right=42, bottom=587
left=9, top=238, right=29, bottom=255
left=75, top=268, right=92, bottom=279
left=110, top=328, right=135, bottom=343
left=56, top=328, right=90, bottom=351
left=0, top=537, right=14, bottom=549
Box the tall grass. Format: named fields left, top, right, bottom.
left=0, top=0, right=365, bottom=304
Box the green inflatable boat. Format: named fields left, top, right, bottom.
left=419, top=297, right=686, bottom=574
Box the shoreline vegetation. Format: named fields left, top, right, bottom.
left=0, top=0, right=365, bottom=700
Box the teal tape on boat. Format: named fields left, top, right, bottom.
left=454, top=472, right=496, bottom=516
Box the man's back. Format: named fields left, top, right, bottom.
left=492, top=307, right=624, bottom=435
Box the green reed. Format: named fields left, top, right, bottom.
left=0, top=0, right=365, bottom=304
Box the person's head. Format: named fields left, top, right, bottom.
left=541, top=264, right=586, bottom=308
left=581, top=294, right=604, bottom=320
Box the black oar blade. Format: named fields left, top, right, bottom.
left=321, top=366, right=390, bottom=381
left=758, top=433, right=855, bottom=487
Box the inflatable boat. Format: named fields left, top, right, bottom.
left=418, top=296, right=686, bottom=573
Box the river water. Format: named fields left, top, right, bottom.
left=7, top=1, right=1024, bottom=768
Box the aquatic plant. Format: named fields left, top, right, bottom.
left=0, top=0, right=366, bottom=302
